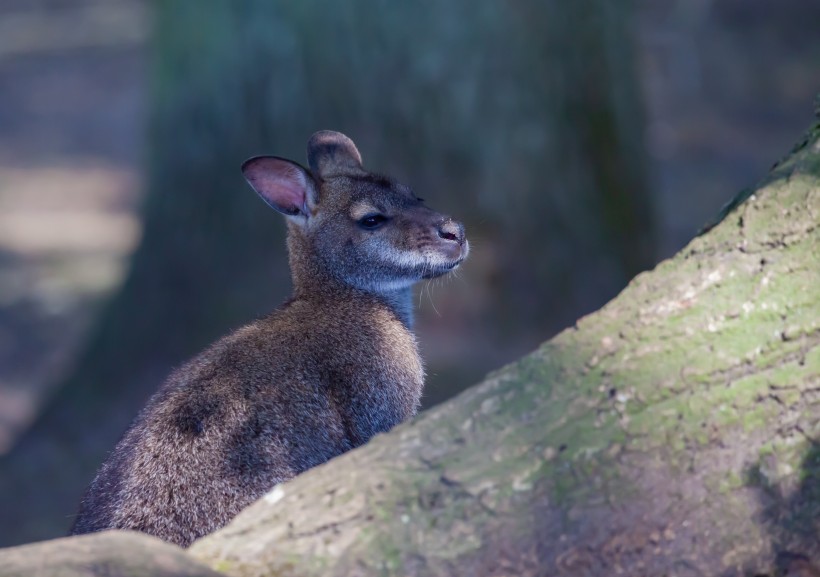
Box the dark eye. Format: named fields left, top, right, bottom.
left=358, top=214, right=388, bottom=230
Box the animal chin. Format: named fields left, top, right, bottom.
left=420, top=258, right=463, bottom=279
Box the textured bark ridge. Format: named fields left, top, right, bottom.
left=0, top=531, right=221, bottom=577
left=189, top=126, right=820, bottom=576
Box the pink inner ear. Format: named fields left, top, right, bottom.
left=243, top=157, right=309, bottom=216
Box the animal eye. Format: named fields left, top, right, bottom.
left=358, top=214, right=388, bottom=230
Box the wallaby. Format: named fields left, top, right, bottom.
left=70, top=131, right=468, bottom=547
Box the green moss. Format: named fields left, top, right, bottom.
left=742, top=406, right=771, bottom=433
left=758, top=443, right=775, bottom=458
left=718, top=471, right=745, bottom=493
left=212, top=560, right=234, bottom=572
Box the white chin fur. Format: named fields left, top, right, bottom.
left=369, top=278, right=418, bottom=292
left=387, top=249, right=463, bottom=270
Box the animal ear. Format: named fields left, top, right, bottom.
left=241, top=156, right=317, bottom=218
left=307, top=130, right=365, bottom=179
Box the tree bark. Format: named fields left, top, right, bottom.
left=0, top=0, right=653, bottom=546
left=189, top=124, right=820, bottom=576
left=0, top=531, right=221, bottom=577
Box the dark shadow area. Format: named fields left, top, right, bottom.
left=745, top=441, right=820, bottom=575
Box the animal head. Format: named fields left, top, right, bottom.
left=242, top=131, right=468, bottom=294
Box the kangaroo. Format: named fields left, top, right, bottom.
left=69, top=131, right=468, bottom=547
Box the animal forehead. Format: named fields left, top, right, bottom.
left=323, top=173, right=416, bottom=206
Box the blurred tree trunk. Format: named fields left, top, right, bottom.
left=0, top=1, right=299, bottom=545
left=190, top=124, right=820, bottom=577
left=296, top=0, right=655, bottom=371
left=0, top=0, right=653, bottom=545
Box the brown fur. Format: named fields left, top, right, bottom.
left=70, top=131, right=468, bottom=547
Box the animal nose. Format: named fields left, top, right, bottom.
left=437, top=219, right=465, bottom=246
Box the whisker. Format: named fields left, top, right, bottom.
left=426, top=280, right=441, bottom=317
left=451, top=268, right=469, bottom=287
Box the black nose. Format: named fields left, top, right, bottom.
left=437, top=219, right=465, bottom=245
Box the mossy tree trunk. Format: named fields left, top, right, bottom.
left=0, top=0, right=653, bottom=546
left=189, top=125, right=820, bottom=576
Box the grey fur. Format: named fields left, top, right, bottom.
left=70, top=131, right=468, bottom=547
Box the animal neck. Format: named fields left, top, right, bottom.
left=375, top=286, right=414, bottom=330
left=286, top=227, right=415, bottom=330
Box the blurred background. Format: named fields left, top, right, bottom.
left=0, top=0, right=818, bottom=545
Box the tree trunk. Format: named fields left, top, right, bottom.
left=0, top=532, right=222, bottom=577
left=189, top=124, right=820, bottom=576
left=0, top=0, right=653, bottom=546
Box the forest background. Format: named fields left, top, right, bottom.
left=0, top=0, right=818, bottom=546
